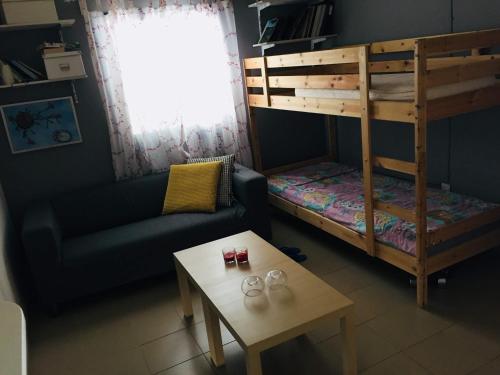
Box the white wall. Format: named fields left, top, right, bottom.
left=0, top=183, right=18, bottom=303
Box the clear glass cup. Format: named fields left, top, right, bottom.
left=241, top=276, right=265, bottom=297
left=265, top=269, right=288, bottom=290
left=235, top=246, right=248, bottom=263
left=222, top=247, right=236, bottom=264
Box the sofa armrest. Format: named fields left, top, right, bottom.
left=232, top=163, right=272, bottom=240
left=22, top=201, right=62, bottom=265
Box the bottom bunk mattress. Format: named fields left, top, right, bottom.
left=268, top=162, right=499, bottom=256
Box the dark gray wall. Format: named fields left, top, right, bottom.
left=0, top=0, right=499, bottom=229
left=327, top=0, right=500, bottom=202
left=0, top=1, right=115, bottom=224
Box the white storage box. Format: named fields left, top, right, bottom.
left=0, top=0, right=58, bottom=24
left=43, top=51, right=86, bottom=80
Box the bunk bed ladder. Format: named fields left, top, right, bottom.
left=358, top=46, right=376, bottom=257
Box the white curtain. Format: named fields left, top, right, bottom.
left=79, top=0, right=252, bottom=179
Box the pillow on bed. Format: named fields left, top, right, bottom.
left=187, top=154, right=235, bottom=207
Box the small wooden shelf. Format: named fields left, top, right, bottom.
left=253, top=33, right=338, bottom=48
left=0, top=75, right=87, bottom=89
left=0, top=19, right=75, bottom=32
left=249, top=0, right=306, bottom=9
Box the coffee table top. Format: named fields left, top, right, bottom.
left=174, top=231, right=353, bottom=351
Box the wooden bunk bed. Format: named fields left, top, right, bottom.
left=242, top=28, right=500, bottom=307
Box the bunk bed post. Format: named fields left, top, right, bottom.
left=414, top=40, right=429, bottom=307
left=358, top=45, right=376, bottom=256
left=325, top=115, right=337, bottom=161
left=242, top=59, right=264, bottom=172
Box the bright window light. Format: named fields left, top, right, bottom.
left=110, top=8, right=235, bottom=135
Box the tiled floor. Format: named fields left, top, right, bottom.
left=27, top=212, right=500, bottom=375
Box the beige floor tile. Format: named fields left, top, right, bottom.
left=405, top=325, right=500, bottom=375
left=469, top=355, right=500, bottom=375
left=361, top=353, right=430, bottom=375
left=187, top=320, right=235, bottom=353
left=85, top=347, right=150, bottom=375
left=348, top=282, right=414, bottom=324
left=157, top=355, right=215, bottom=375
left=367, top=305, right=453, bottom=349
left=321, top=264, right=382, bottom=295
left=142, top=329, right=202, bottom=374
left=317, top=323, right=400, bottom=372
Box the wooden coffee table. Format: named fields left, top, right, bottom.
left=174, top=231, right=357, bottom=375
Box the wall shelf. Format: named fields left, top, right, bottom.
left=0, top=75, right=87, bottom=90
left=249, top=0, right=306, bottom=11
left=253, top=33, right=337, bottom=51
left=0, top=19, right=75, bottom=32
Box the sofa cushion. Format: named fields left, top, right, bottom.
left=51, top=173, right=169, bottom=238
left=163, top=161, right=222, bottom=214
left=62, top=202, right=247, bottom=268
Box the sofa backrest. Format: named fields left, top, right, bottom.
left=50, top=172, right=169, bottom=238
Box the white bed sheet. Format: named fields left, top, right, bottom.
left=295, top=73, right=498, bottom=101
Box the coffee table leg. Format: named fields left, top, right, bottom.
left=246, top=349, right=262, bottom=375
left=175, top=260, right=193, bottom=319
left=340, top=311, right=357, bottom=375
left=201, top=296, right=225, bottom=367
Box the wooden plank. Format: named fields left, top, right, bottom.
left=374, top=201, right=417, bottom=223
left=427, top=206, right=500, bottom=245
left=427, top=54, right=500, bottom=69
left=244, top=57, right=264, bottom=69
left=262, top=156, right=330, bottom=176
left=268, top=74, right=360, bottom=90
left=266, top=47, right=360, bottom=68
left=424, top=28, right=500, bottom=54
left=372, top=101, right=415, bottom=123
left=427, top=84, right=500, bottom=121
left=248, top=94, right=268, bottom=107
left=369, top=60, right=414, bottom=73
left=246, top=77, right=264, bottom=87
left=371, top=37, right=416, bottom=54
left=269, top=95, right=415, bottom=123
left=414, top=40, right=429, bottom=308
left=359, top=46, right=376, bottom=257
left=268, top=194, right=368, bottom=251
left=374, top=242, right=417, bottom=275
left=373, top=156, right=417, bottom=175
left=261, top=58, right=271, bottom=107
left=427, top=227, right=500, bottom=274
left=427, top=58, right=500, bottom=88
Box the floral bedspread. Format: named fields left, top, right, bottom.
left=269, top=164, right=498, bottom=255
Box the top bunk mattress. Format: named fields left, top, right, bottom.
left=269, top=162, right=499, bottom=256
left=295, top=73, right=499, bottom=101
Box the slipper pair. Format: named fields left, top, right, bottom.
left=278, top=246, right=307, bottom=263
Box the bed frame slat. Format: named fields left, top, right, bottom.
left=373, top=156, right=417, bottom=175
left=374, top=201, right=417, bottom=223
left=268, top=74, right=360, bottom=90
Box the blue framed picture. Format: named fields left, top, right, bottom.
left=1, top=96, right=82, bottom=154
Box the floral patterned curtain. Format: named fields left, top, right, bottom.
left=79, top=0, right=252, bottom=179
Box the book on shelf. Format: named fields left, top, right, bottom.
left=258, top=0, right=335, bottom=44
left=258, top=17, right=279, bottom=44
left=0, top=59, right=45, bottom=83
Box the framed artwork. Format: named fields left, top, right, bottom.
left=1, top=96, right=82, bottom=154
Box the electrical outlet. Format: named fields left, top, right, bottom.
left=441, top=183, right=451, bottom=192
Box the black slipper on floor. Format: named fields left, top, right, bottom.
left=290, top=253, right=308, bottom=263
left=278, top=246, right=302, bottom=255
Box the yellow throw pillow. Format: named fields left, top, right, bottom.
left=163, top=161, right=222, bottom=214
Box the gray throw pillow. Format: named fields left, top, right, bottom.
left=187, top=154, right=235, bottom=207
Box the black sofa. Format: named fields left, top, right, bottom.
left=22, top=164, right=271, bottom=310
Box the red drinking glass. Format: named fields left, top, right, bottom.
left=222, top=247, right=236, bottom=264
left=235, top=246, right=248, bottom=263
